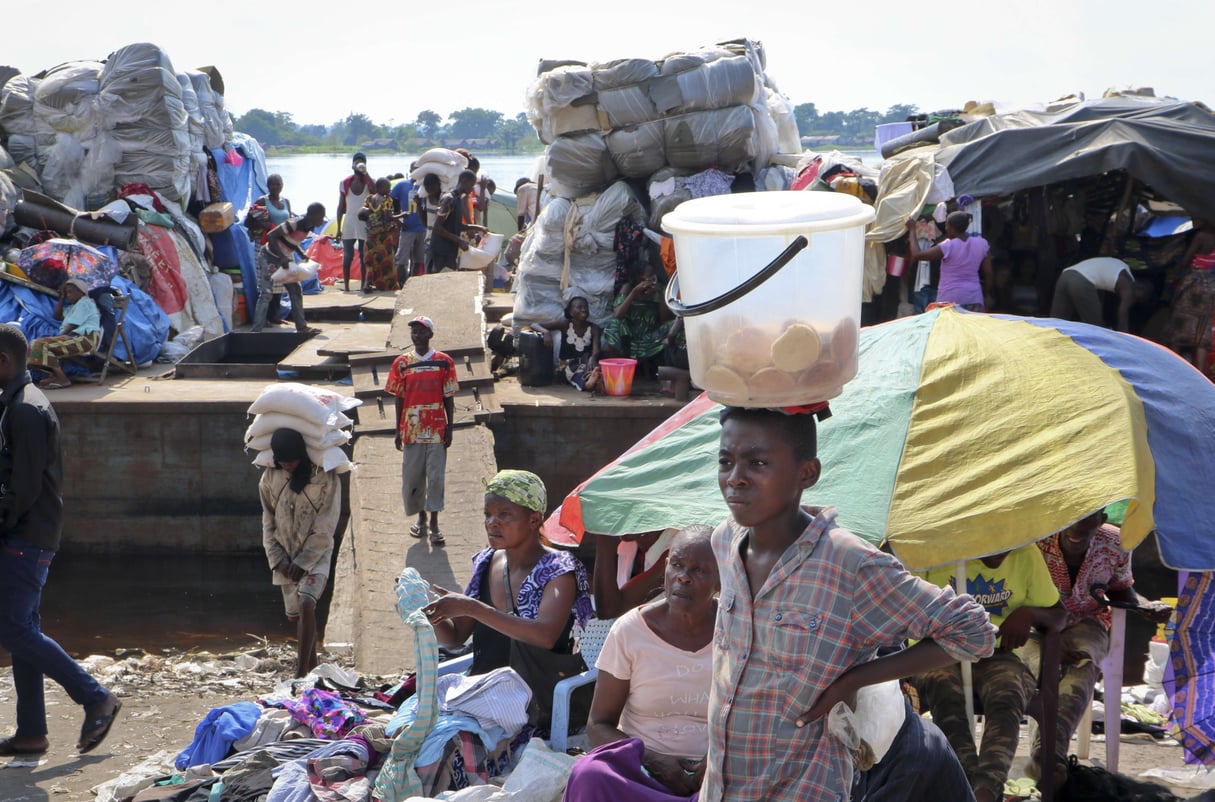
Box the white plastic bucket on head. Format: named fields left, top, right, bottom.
left=663, top=191, right=875, bottom=407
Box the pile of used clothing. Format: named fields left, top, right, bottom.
left=513, top=38, right=810, bottom=331
left=0, top=43, right=272, bottom=350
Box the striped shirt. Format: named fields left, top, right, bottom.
left=702, top=507, right=997, bottom=802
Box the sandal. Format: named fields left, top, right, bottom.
left=37, top=380, right=71, bottom=390
left=429, top=530, right=446, bottom=547
left=77, top=693, right=121, bottom=754
left=409, top=523, right=428, bottom=539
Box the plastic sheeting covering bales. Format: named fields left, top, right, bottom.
left=526, top=38, right=800, bottom=199
left=100, top=43, right=193, bottom=202
left=513, top=182, right=641, bottom=328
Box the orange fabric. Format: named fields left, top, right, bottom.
left=660, top=237, right=677, bottom=278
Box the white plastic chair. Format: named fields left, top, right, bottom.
left=550, top=617, right=616, bottom=752
left=1076, top=606, right=1127, bottom=771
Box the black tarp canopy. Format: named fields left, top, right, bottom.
left=933, top=97, right=1215, bottom=217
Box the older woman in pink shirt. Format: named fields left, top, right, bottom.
left=563, top=525, right=717, bottom=802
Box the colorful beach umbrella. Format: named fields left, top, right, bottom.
left=544, top=306, right=1215, bottom=572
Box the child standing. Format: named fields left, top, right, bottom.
left=705, top=406, right=996, bottom=802
left=259, top=428, right=342, bottom=677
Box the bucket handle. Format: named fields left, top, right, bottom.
left=664, top=236, right=809, bottom=318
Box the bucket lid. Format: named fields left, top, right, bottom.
left=662, top=191, right=875, bottom=236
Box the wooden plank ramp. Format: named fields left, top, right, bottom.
left=349, top=271, right=500, bottom=434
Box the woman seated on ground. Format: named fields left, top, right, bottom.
left=563, top=525, right=716, bottom=802
left=601, top=259, right=676, bottom=380
left=424, top=469, right=593, bottom=729
left=29, top=278, right=101, bottom=389
left=527, top=296, right=602, bottom=391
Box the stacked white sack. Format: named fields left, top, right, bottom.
left=410, top=148, right=469, bottom=193
left=244, top=383, right=361, bottom=474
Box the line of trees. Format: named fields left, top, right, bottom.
left=794, top=103, right=922, bottom=146
left=233, top=102, right=926, bottom=152
left=232, top=108, right=542, bottom=153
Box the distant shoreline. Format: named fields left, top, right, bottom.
left=262, top=145, right=546, bottom=156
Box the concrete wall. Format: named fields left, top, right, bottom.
left=489, top=404, right=676, bottom=512
left=57, top=401, right=264, bottom=554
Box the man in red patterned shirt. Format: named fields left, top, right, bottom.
left=385, top=316, right=456, bottom=546
left=1029, top=512, right=1172, bottom=781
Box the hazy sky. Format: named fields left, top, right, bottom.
left=5, top=1, right=1208, bottom=128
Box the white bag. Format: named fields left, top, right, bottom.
left=500, top=739, right=576, bottom=802
left=253, top=446, right=353, bottom=474
left=270, top=260, right=319, bottom=285
left=244, top=412, right=352, bottom=445
left=245, top=426, right=350, bottom=452
left=458, top=233, right=504, bottom=270
left=247, top=382, right=361, bottom=426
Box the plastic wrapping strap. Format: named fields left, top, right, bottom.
left=559, top=200, right=583, bottom=293
left=69, top=211, right=85, bottom=240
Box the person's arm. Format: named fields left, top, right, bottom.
left=259, top=475, right=290, bottom=576
left=426, top=570, right=578, bottom=649
left=0, top=404, right=50, bottom=533
left=592, top=534, right=665, bottom=618
left=613, top=280, right=653, bottom=319
left=589, top=323, right=602, bottom=369
left=586, top=669, right=632, bottom=747
left=434, top=198, right=468, bottom=250
left=1115, top=272, right=1135, bottom=332
left=905, top=219, right=945, bottom=262
left=980, top=255, right=995, bottom=309
left=797, top=640, right=957, bottom=725
left=442, top=395, right=454, bottom=449
left=1107, top=586, right=1173, bottom=622
left=393, top=396, right=404, bottom=451
left=295, top=473, right=341, bottom=576
left=53, top=289, right=67, bottom=322
left=335, top=181, right=347, bottom=237
left=996, top=601, right=1067, bottom=651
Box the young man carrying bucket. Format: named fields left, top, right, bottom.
left=704, top=405, right=995, bottom=802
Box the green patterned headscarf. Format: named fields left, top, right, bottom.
left=484, top=469, right=547, bottom=513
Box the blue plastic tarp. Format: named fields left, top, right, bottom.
left=111, top=276, right=170, bottom=365
left=9, top=285, right=60, bottom=342
left=211, top=140, right=268, bottom=219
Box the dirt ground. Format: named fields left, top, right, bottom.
left=0, top=639, right=1203, bottom=802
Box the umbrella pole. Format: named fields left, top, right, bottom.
left=958, top=560, right=977, bottom=733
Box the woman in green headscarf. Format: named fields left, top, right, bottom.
left=425, top=469, right=593, bottom=724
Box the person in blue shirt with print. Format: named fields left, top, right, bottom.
left=391, top=164, right=428, bottom=285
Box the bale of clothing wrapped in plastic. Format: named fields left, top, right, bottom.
left=526, top=39, right=802, bottom=200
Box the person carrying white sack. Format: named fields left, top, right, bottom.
left=259, top=427, right=341, bottom=678
left=251, top=203, right=326, bottom=335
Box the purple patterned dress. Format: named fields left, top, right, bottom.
left=464, top=547, right=593, bottom=676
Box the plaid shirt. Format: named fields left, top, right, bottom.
left=702, top=507, right=997, bottom=802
